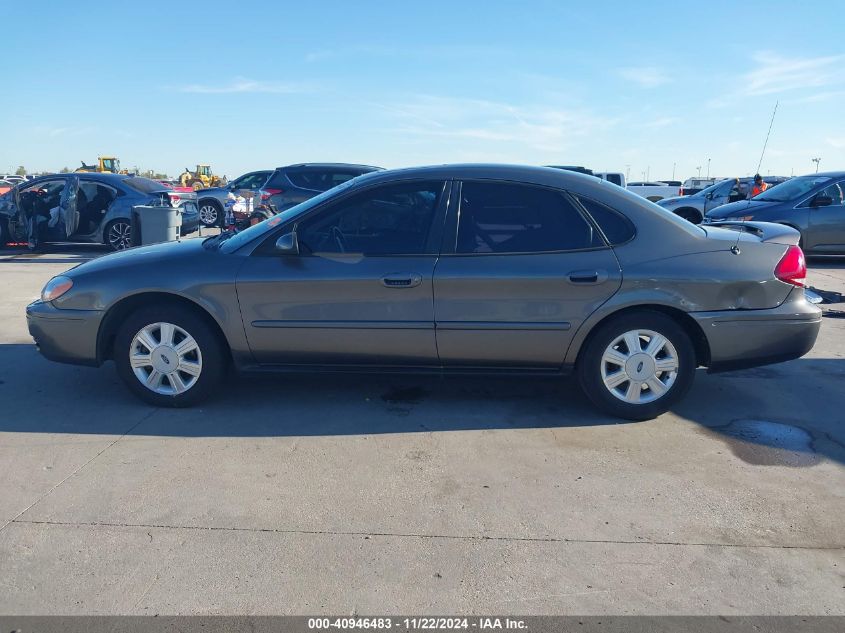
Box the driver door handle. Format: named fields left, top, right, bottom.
left=381, top=273, right=423, bottom=288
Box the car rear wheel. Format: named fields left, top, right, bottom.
left=114, top=305, right=226, bottom=407
left=104, top=219, right=132, bottom=250
left=577, top=311, right=696, bottom=420
left=198, top=201, right=221, bottom=227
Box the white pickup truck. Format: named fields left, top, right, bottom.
left=626, top=181, right=680, bottom=202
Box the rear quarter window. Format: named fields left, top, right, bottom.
left=576, top=196, right=636, bottom=245
left=122, top=177, right=167, bottom=194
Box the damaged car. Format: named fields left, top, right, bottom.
left=0, top=173, right=199, bottom=251
left=26, top=165, right=821, bottom=420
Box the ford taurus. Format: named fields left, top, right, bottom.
left=26, top=165, right=821, bottom=420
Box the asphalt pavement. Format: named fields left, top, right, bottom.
left=0, top=241, right=843, bottom=614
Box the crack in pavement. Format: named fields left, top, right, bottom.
left=0, top=408, right=159, bottom=534
left=9, top=518, right=844, bottom=551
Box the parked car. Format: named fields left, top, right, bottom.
left=593, top=172, right=626, bottom=187
left=660, top=176, right=791, bottom=224
left=0, top=173, right=199, bottom=251
left=0, top=179, right=14, bottom=196
left=703, top=172, right=845, bottom=255
left=195, top=170, right=273, bottom=227
left=626, top=181, right=679, bottom=201
left=547, top=165, right=595, bottom=176
left=257, top=163, right=383, bottom=212
left=26, top=164, right=820, bottom=420
left=680, top=177, right=719, bottom=196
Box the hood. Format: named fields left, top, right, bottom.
left=657, top=194, right=696, bottom=208
left=705, top=199, right=775, bottom=219
left=66, top=238, right=209, bottom=277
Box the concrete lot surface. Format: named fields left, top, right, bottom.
left=0, top=242, right=843, bottom=614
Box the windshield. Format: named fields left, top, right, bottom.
left=754, top=175, right=831, bottom=201
left=219, top=175, right=365, bottom=253
left=696, top=179, right=731, bottom=196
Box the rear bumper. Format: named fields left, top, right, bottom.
left=26, top=301, right=103, bottom=366
left=691, top=292, right=822, bottom=373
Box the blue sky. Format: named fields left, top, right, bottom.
left=3, top=0, right=844, bottom=181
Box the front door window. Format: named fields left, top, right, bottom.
left=297, top=181, right=445, bottom=255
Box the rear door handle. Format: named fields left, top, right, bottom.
left=568, top=269, right=608, bottom=284
left=381, top=273, right=422, bottom=288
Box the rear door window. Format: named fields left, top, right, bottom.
left=456, top=181, right=602, bottom=254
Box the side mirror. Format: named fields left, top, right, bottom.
left=275, top=231, right=299, bottom=255
left=811, top=194, right=833, bottom=208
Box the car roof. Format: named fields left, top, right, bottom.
left=806, top=171, right=845, bottom=178
left=276, top=163, right=383, bottom=171
left=347, top=163, right=620, bottom=192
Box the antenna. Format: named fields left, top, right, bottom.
left=756, top=101, right=778, bottom=175
left=732, top=100, right=779, bottom=256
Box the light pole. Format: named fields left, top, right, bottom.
left=706, top=158, right=711, bottom=179
left=811, top=157, right=821, bottom=173
left=672, top=162, right=676, bottom=180
left=625, top=164, right=631, bottom=182
left=696, top=165, right=702, bottom=178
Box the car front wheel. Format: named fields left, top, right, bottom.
left=114, top=305, right=227, bottom=407
left=577, top=311, right=696, bottom=420
left=198, top=201, right=221, bottom=227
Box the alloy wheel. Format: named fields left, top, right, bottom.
left=107, top=221, right=132, bottom=250
left=199, top=204, right=218, bottom=226
left=600, top=329, right=679, bottom=404
left=129, top=322, right=203, bottom=395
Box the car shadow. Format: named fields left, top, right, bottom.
left=0, top=343, right=843, bottom=467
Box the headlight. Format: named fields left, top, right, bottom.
left=41, top=276, right=74, bottom=302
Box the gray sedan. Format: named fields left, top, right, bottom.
left=0, top=173, right=199, bottom=251
left=658, top=176, right=790, bottom=224
left=26, top=165, right=820, bottom=420
left=704, top=172, right=845, bottom=255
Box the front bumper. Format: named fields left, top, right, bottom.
left=26, top=300, right=104, bottom=366
left=691, top=291, right=822, bottom=372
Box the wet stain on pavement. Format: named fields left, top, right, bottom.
left=705, top=419, right=821, bottom=467
left=381, top=386, right=430, bottom=404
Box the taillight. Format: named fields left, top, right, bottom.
left=679, top=187, right=684, bottom=195
left=774, top=245, right=806, bottom=287
left=260, top=188, right=283, bottom=201
left=168, top=193, right=181, bottom=203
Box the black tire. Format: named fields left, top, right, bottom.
left=577, top=311, right=696, bottom=421
left=104, top=218, right=132, bottom=251
left=113, top=304, right=227, bottom=407
left=198, top=200, right=222, bottom=227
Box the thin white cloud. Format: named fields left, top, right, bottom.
left=305, top=50, right=334, bottom=63
left=826, top=137, right=845, bottom=149
left=642, top=117, right=680, bottom=129
left=743, top=51, right=844, bottom=96
left=32, top=126, right=94, bottom=137
left=378, top=94, right=617, bottom=153
left=176, top=77, right=313, bottom=94
left=618, top=66, right=671, bottom=88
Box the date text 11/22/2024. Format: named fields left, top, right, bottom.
left=308, top=618, right=528, bottom=630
